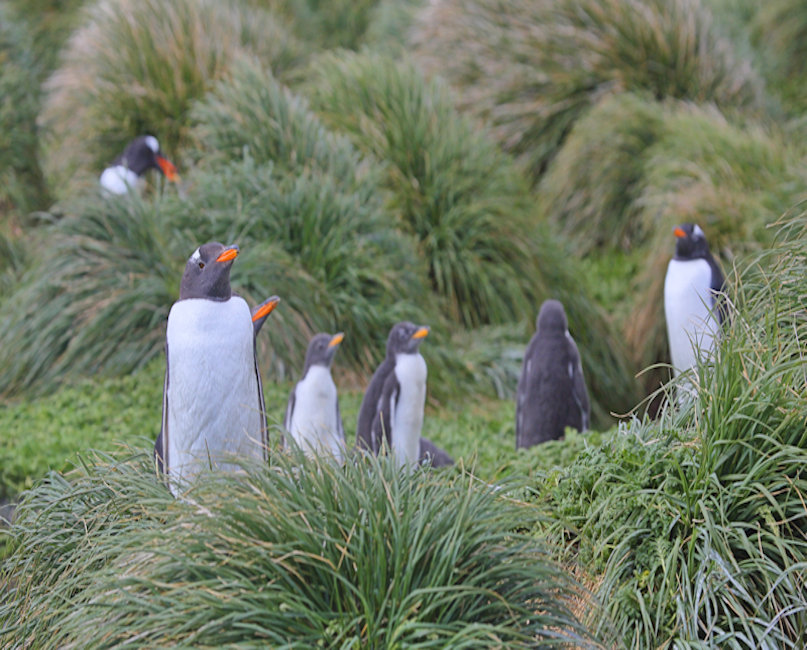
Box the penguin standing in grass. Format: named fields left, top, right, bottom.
left=664, top=223, right=725, bottom=379
left=356, top=321, right=452, bottom=470
left=100, top=135, right=179, bottom=195
left=284, top=332, right=346, bottom=461
left=154, top=242, right=279, bottom=495
left=516, top=300, right=590, bottom=448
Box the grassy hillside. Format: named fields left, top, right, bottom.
left=3, top=0, right=807, bottom=646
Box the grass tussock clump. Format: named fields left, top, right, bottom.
left=40, top=0, right=304, bottom=198
left=539, top=213, right=807, bottom=647
left=0, top=6, right=49, bottom=218
left=304, top=51, right=540, bottom=329
left=539, top=92, right=665, bottom=255
left=0, top=449, right=601, bottom=648
left=410, top=0, right=766, bottom=181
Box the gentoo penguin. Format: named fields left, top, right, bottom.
left=664, top=223, right=725, bottom=378
left=284, top=332, right=346, bottom=461
left=100, top=135, right=179, bottom=195
left=153, top=242, right=279, bottom=494
left=516, top=299, right=590, bottom=448
left=356, top=321, right=431, bottom=470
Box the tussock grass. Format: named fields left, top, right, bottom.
left=0, top=195, right=183, bottom=398
left=303, top=51, right=539, bottom=329
left=0, top=6, right=49, bottom=218
left=410, top=0, right=766, bottom=181
left=40, top=0, right=304, bottom=198
left=539, top=92, right=665, bottom=255
left=539, top=213, right=807, bottom=647
left=753, top=0, right=807, bottom=111
left=1, top=448, right=601, bottom=647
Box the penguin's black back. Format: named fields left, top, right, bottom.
left=516, top=302, right=589, bottom=448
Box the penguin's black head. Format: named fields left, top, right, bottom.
left=673, top=223, right=711, bottom=260
left=117, top=135, right=179, bottom=181
left=536, top=299, right=568, bottom=334
left=304, top=332, right=344, bottom=372
left=179, top=242, right=238, bottom=301
left=386, top=321, right=429, bottom=357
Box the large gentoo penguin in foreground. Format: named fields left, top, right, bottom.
left=154, top=242, right=279, bottom=495
left=356, top=322, right=452, bottom=470
left=100, top=135, right=179, bottom=195
left=516, top=300, right=590, bottom=449
left=284, top=332, right=346, bottom=461
left=664, top=223, right=725, bottom=379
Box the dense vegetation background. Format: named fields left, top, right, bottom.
left=1, top=0, right=806, bottom=646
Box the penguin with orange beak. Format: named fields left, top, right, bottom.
left=664, top=223, right=726, bottom=380
left=100, top=135, right=179, bottom=195
left=154, top=242, right=279, bottom=495
left=356, top=321, right=452, bottom=470
left=284, top=332, right=346, bottom=461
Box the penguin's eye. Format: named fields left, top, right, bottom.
left=198, top=262, right=205, bottom=269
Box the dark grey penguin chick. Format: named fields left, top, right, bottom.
left=153, top=242, right=279, bottom=494
left=356, top=321, right=435, bottom=470
left=100, top=135, right=179, bottom=195
left=284, top=332, right=346, bottom=461
left=515, top=299, right=590, bottom=448
left=664, top=223, right=726, bottom=379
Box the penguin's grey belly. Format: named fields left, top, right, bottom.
left=664, top=259, right=718, bottom=376
left=166, top=297, right=262, bottom=486
left=391, top=353, right=427, bottom=469
left=288, top=367, right=343, bottom=460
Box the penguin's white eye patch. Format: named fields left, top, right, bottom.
left=190, top=248, right=201, bottom=264
left=693, top=224, right=705, bottom=238
left=145, top=135, right=159, bottom=153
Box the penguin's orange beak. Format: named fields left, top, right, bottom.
left=674, top=227, right=686, bottom=238
left=156, top=155, right=179, bottom=182
left=252, top=296, right=280, bottom=322
left=413, top=326, right=429, bottom=339
left=215, top=246, right=239, bottom=263
left=329, top=332, right=345, bottom=347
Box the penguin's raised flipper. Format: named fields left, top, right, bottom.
left=252, top=295, right=280, bottom=336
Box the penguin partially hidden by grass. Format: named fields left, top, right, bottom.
left=664, top=223, right=726, bottom=389
left=516, top=300, right=590, bottom=448
left=154, top=242, right=279, bottom=495
left=356, top=322, right=453, bottom=470
left=100, top=135, right=179, bottom=195
left=284, top=332, right=346, bottom=462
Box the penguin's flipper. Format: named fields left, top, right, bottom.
left=283, top=386, right=295, bottom=448
left=251, top=295, right=280, bottom=337
left=336, top=397, right=345, bottom=443
left=419, top=437, right=454, bottom=468
left=370, top=380, right=397, bottom=454
left=155, top=342, right=169, bottom=475
left=154, top=430, right=165, bottom=475
left=708, top=257, right=729, bottom=326
left=568, top=338, right=590, bottom=432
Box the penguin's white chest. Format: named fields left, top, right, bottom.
left=288, top=366, right=343, bottom=460
left=664, top=258, right=718, bottom=376
left=390, top=353, right=427, bottom=469
left=165, top=297, right=263, bottom=485
left=100, top=165, right=142, bottom=195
